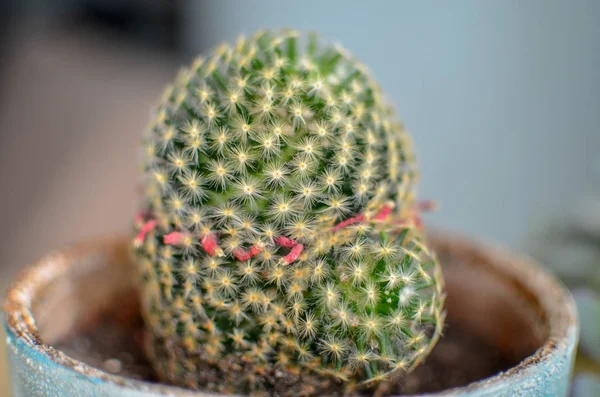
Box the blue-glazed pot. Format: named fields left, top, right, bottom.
left=3, top=233, right=578, bottom=396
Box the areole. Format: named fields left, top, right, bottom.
left=3, top=232, right=578, bottom=396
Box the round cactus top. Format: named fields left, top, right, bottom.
left=134, top=30, right=443, bottom=394
left=141, top=29, right=418, bottom=235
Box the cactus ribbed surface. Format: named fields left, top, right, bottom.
left=133, top=29, right=445, bottom=395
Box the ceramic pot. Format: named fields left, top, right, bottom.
left=3, top=232, right=578, bottom=396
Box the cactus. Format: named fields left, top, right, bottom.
left=134, top=29, right=445, bottom=395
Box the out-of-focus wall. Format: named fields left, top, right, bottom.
left=0, top=26, right=174, bottom=289
left=184, top=0, right=600, bottom=249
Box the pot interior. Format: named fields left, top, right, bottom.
left=26, top=235, right=548, bottom=393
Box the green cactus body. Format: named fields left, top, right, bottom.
left=134, top=29, right=445, bottom=395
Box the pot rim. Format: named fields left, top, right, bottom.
left=3, top=232, right=579, bottom=396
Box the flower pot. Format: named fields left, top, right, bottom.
left=3, top=232, right=578, bottom=396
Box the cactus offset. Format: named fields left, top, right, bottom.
left=134, top=29, right=445, bottom=395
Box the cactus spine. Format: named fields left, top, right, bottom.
left=134, top=29, right=445, bottom=395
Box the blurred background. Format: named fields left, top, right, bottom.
left=0, top=0, right=599, bottom=394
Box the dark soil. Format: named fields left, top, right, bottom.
left=56, top=315, right=514, bottom=396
